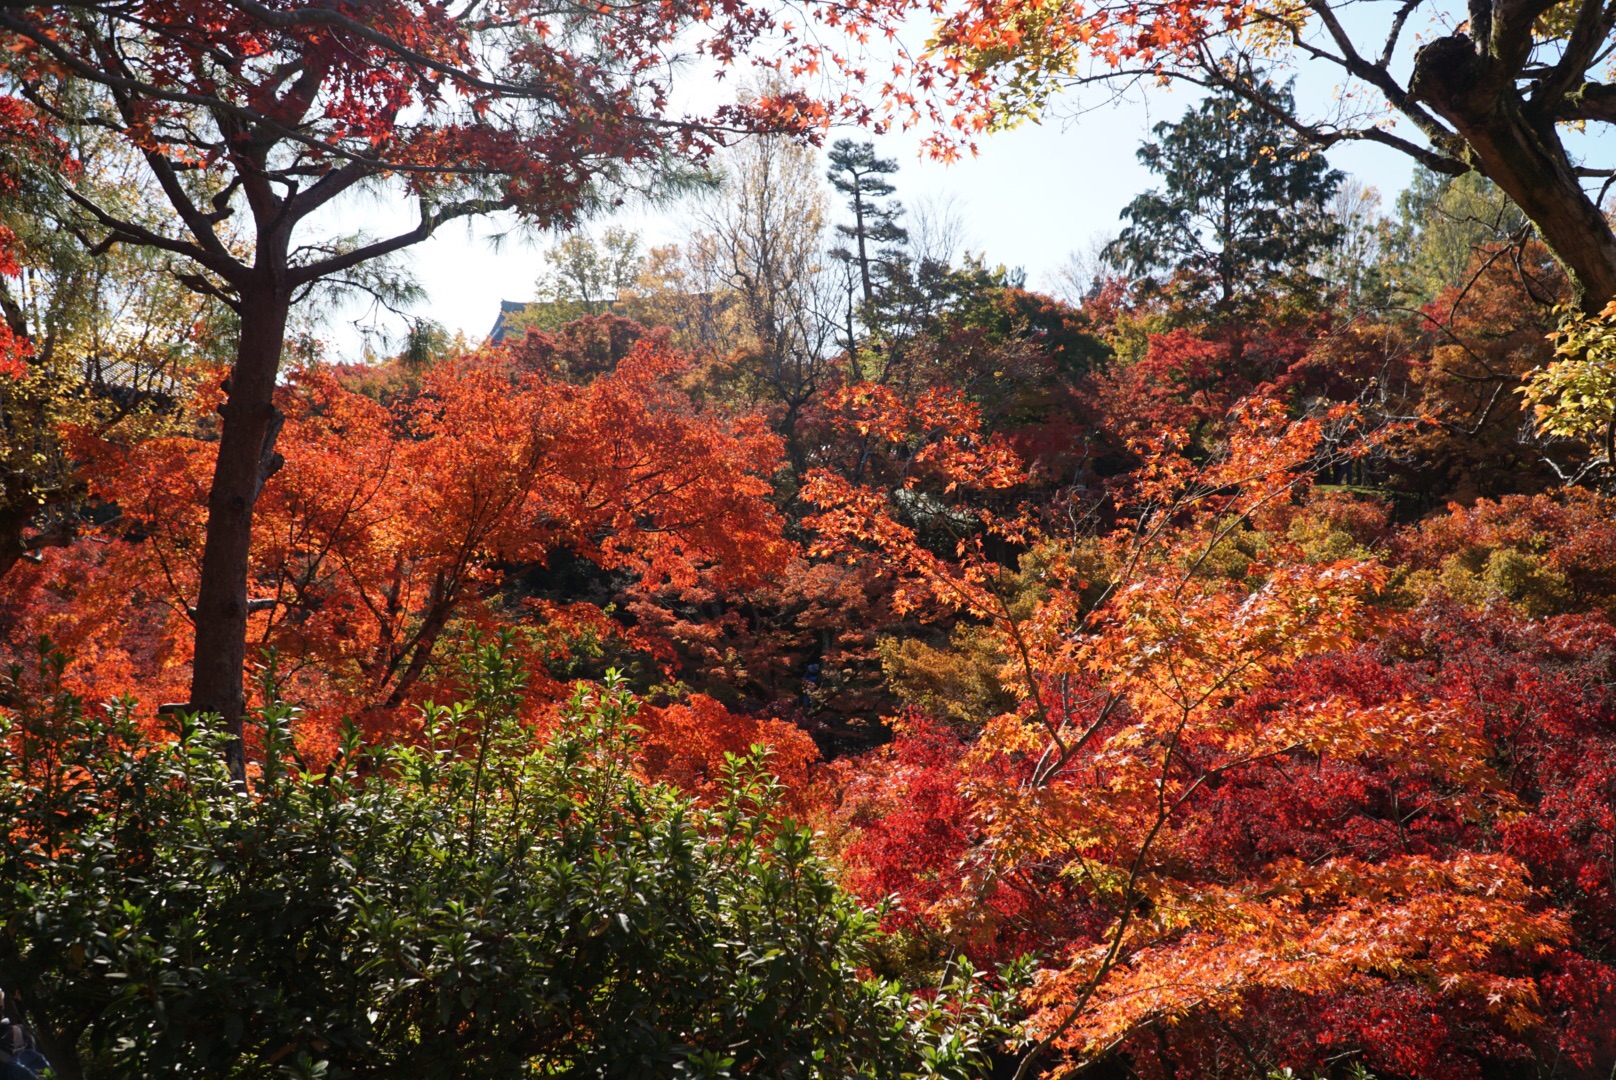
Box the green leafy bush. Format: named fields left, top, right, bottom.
left=1522, top=300, right=1616, bottom=467
left=0, top=637, right=1014, bottom=1079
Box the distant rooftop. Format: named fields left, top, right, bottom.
left=489, top=298, right=625, bottom=344
left=488, top=300, right=531, bottom=344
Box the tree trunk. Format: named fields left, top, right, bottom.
left=379, top=572, right=456, bottom=711
left=0, top=505, right=33, bottom=583
left=188, top=282, right=288, bottom=775
left=1413, top=34, right=1616, bottom=312
left=853, top=189, right=873, bottom=305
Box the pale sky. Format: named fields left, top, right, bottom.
left=305, top=0, right=1616, bottom=361
left=322, top=93, right=1420, bottom=360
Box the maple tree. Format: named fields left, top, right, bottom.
left=808, top=393, right=1582, bottom=1077
left=0, top=95, right=39, bottom=380
left=595, top=274, right=1106, bottom=741
left=876, top=0, right=1616, bottom=312
left=34, top=336, right=792, bottom=753
left=1394, top=238, right=1566, bottom=496
left=1083, top=227, right=1570, bottom=507
left=1088, top=322, right=1317, bottom=454
left=7, top=8, right=1616, bottom=1070
left=0, top=103, right=232, bottom=587
left=0, top=0, right=853, bottom=764
left=0, top=91, right=86, bottom=575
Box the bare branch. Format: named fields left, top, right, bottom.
left=286, top=197, right=510, bottom=288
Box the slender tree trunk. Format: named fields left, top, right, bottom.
left=853, top=189, right=873, bottom=306
left=380, top=574, right=456, bottom=710
left=780, top=400, right=807, bottom=480
left=188, top=279, right=288, bottom=774
left=845, top=284, right=859, bottom=383
left=1413, top=35, right=1616, bottom=312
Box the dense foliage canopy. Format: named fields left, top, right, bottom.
left=3, top=3, right=1616, bottom=1077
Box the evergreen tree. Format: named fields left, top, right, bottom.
left=1104, top=81, right=1344, bottom=313
left=826, top=140, right=909, bottom=307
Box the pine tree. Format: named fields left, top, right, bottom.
left=827, top=140, right=909, bottom=307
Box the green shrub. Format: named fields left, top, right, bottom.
left=0, top=636, right=1014, bottom=1079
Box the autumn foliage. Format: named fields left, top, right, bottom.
left=7, top=256, right=1616, bottom=1076
left=4, top=339, right=792, bottom=753
left=3, top=312, right=1616, bottom=1079
left=388, top=320, right=1616, bottom=1073
left=3, top=8, right=1616, bottom=1070
left=801, top=390, right=1616, bottom=1077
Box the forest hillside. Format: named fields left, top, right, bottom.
left=2, top=2, right=1616, bottom=1077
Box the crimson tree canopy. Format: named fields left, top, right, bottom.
left=0, top=0, right=840, bottom=292
left=0, top=0, right=851, bottom=761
